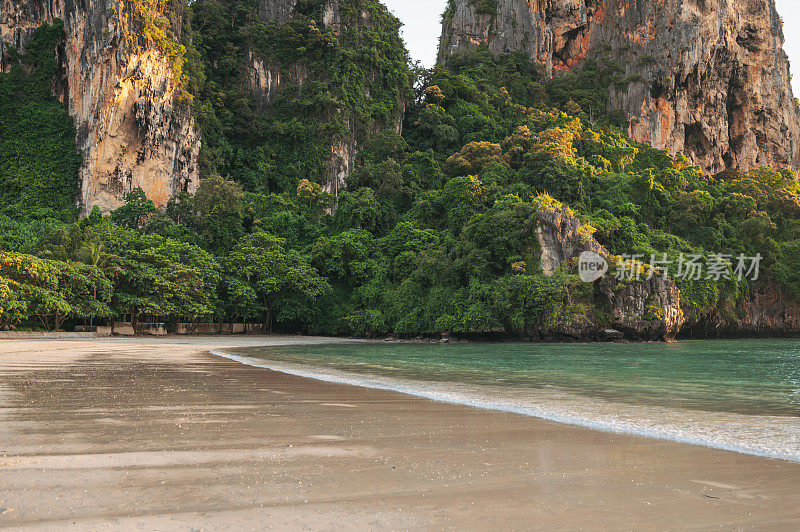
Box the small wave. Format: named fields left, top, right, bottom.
left=210, top=349, right=800, bottom=463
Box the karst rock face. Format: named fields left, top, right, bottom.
left=534, top=201, right=685, bottom=341
left=0, top=0, right=200, bottom=215
left=250, top=0, right=349, bottom=195
left=440, top=0, right=800, bottom=174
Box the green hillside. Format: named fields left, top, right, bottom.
left=1, top=3, right=798, bottom=336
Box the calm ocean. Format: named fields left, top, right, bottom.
left=214, top=339, right=800, bottom=461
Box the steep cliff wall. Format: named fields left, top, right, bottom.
left=682, top=283, right=800, bottom=338
left=534, top=200, right=685, bottom=341
left=0, top=0, right=199, bottom=215
left=440, top=0, right=800, bottom=174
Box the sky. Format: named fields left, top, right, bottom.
left=775, top=0, right=800, bottom=96
left=382, top=0, right=448, bottom=67
left=383, top=0, right=800, bottom=96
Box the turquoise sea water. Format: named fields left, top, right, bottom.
left=215, top=339, right=800, bottom=461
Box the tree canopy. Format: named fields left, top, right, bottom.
left=1, top=12, right=798, bottom=337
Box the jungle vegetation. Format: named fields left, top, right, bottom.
left=1, top=3, right=799, bottom=335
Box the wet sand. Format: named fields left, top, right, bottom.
left=1, top=337, right=799, bottom=530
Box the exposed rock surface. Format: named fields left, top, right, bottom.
left=534, top=201, right=685, bottom=341
left=683, top=283, right=800, bottom=338
left=440, top=0, right=800, bottom=174
left=533, top=201, right=800, bottom=340
left=596, top=274, right=685, bottom=341
left=258, top=0, right=297, bottom=24
left=0, top=0, right=199, bottom=215
left=534, top=201, right=606, bottom=276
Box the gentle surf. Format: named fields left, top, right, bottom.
left=215, top=339, right=800, bottom=462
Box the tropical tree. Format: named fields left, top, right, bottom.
left=226, top=232, right=331, bottom=331
left=110, top=188, right=157, bottom=230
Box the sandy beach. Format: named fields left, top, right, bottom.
left=1, top=337, right=799, bottom=530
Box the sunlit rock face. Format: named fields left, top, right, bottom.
left=440, top=0, right=800, bottom=174
left=0, top=0, right=200, bottom=215
left=534, top=200, right=685, bottom=341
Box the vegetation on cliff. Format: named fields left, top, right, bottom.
left=187, top=0, right=412, bottom=193
left=1, top=11, right=799, bottom=337
left=121, top=0, right=193, bottom=100
left=0, top=21, right=80, bottom=219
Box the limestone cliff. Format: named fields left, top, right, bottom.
left=532, top=200, right=800, bottom=340
left=0, top=0, right=199, bottom=215
left=439, top=0, right=800, bottom=174
left=534, top=200, right=685, bottom=341
left=683, top=283, right=800, bottom=338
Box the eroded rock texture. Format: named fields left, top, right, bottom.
left=0, top=0, right=199, bottom=215
left=534, top=202, right=685, bottom=341
left=683, top=283, right=800, bottom=338
left=258, top=0, right=298, bottom=24
left=440, top=0, right=800, bottom=174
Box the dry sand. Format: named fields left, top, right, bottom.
left=1, top=336, right=799, bottom=530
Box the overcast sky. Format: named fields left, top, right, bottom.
left=383, top=0, right=800, bottom=96
left=382, top=0, right=448, bottom=67
left=775, top=0, right=800, bottom=95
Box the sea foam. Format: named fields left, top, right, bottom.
left=211, top=348, right=800, bottom=463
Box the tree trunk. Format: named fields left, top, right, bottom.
left=264, top=306, right=273, bottom=334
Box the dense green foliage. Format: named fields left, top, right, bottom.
left=187, top=0, right=411, bottom=193
left=0, top=21, right=80, bottom=219
left=1, top=10, right=798, bottom=336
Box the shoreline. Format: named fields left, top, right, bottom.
left=2, top=337, right=799, bottom=528
left=209, top=345, right=800, bottom=464
left=3, top=329, right=800, bottom=345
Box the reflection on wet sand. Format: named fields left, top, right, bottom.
left=1, top=337, right=799, bottom=529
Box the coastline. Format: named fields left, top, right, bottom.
left=210, top=344, right=800, bottom=464
left=3, top=328, right=800, bottom=345
left=1, top=337, right=799, bottom=528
